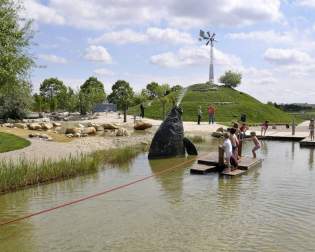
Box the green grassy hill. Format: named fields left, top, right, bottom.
left=129, top=83, right=293, bottom=124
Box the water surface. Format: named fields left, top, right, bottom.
left=1, top=140, right=315, bottom=251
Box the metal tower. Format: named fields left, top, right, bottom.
left=199, top=30, right=217, bottom=83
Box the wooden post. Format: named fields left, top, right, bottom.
left=218, top=145, right=224, bottom=167
left=238, top=140, right=243, bottom=157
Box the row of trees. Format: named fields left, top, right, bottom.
left=33, top=78, right=182, bottom=122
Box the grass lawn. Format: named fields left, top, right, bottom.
left=129, top=83, right=295, bottom=124
left=0, top=132, right=31, bottom=153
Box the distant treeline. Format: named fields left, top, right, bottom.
left=269, top=102, right=313, bottom=112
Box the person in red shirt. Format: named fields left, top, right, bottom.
left=208, top=105, right=216, bottom=124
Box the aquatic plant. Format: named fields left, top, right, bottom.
left=0, top=143, right=148, bottom=193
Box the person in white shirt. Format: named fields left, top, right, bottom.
left=222, top=132, right=233, bottom=173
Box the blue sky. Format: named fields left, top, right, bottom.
left=23, top=0, right=315, bottom=103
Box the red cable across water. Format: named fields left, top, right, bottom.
left=0, top=154, right=204, bottom=227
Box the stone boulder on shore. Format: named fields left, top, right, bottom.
left=103, top=123, right=119, bottom=130
left=134, top=121, right=152, bottom=130
left=116, top=128, right=129, bottom=136
left=28, top=123, right=42, bottom=130
left=82, top=127, right=96, bottom=135
left=65, top=127, right=81, bottom=134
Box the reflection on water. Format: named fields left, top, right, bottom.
left=1, top=140, right=315, bottom=251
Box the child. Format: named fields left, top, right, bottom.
left=229, top=128, right=239, bottom=159
left=261, top=121, right=269, bottom=136
left=240, top=123, right=249, bottom=139
left=250, top=131, right=261, bottom=158
left=309, top=119, right=315, bottom=141
left=222, top=132, right=238, bottom=173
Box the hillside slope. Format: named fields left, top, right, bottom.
left=129, top=83, right=293, bottom=123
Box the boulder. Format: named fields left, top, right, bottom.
left=73, top=132, right=81, bottom=137
left=88, top=122, right=104, bottom=131
left=14, top=123, right=27, bottom=129
left=39, top=133, right=49, bottom=139
left=216, top=127, right=224, bottom=133
left=4, top=123, right=14, bottom=128
left=103, top=123, right=119, bottom=130
left=116, top=128, right=129, bottom=136
left=211, top=132, right=223, bottom=138
left=28, top=123, right=42, bottom=130
left=52, top=122, right=62, bottom=127
left=134, top=121, right=152, bottom=130
left=41, top=122, right=54, bottom=130
left=65, top=128, right=81, bottom=134
left=148, top=106, right=198, bottom=159
left=66, top=133, right=73, bottom=138
left=82, top=127, right=96, bottom=135
left=47, top=137, right=53, bottom=141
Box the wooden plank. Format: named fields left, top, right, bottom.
left=197, top=153, right=218, bottom=166
left=221, top=169, right=246, bottom=176
left=300, top=138, right=315, bottom=147
left=238, top=157, right=262, bottom=170
left=190, top=164, right=217, bottom=174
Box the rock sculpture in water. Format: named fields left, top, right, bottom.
left=148, top=106, right=198, bottom=159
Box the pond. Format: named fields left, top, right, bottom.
left=1, top=139, right=315, bottom=251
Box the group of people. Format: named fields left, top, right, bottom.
left=197, top=105, right=216, bottom=125
left=222, top=122, right=261, bottom=173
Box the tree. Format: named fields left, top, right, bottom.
left=146, top=82, right=159, bottom=99
left=108, top=80, right=134, bottom=122
left=171, top=85, right=183, bottom=92
left=219, top=70, right=242, bottom=88
left=66, top=87, right=80, bottom=112
left=39, top=78, right=68, bottom=112
left=0, top=0, right=34, bottom=119
left=79, top=77, right=106, bottom=114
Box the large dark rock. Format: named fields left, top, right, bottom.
left=148, top=106, right=198, bottom=159
left=183, top=137, right=198, bottom=155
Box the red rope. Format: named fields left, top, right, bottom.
left=0, top=154, right=204, bottom=227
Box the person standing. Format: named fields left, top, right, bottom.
left=309, top=119, right=315, bottom=141
left=140, top=103, right=144, bottom=118
left=197, top=106, right=202, bottom=125
left=208, top=105, right=215, bottom=124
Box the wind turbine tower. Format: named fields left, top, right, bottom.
left=199, top=30, right=217, bottom=83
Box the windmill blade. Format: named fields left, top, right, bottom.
left=206, top=40, right=210, bottom=46
left=211, top=33, right=216, bottom=39
left=207, top=31, right=211, bottom=37
left=199, top=30, right=205, bottom=38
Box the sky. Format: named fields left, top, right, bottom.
left=21, top=0, right=315, bottom=103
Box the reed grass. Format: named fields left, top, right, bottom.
left=0, top=143, right=148, bottom=193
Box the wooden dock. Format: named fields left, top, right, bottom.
left=221, top=169, right=246, bottom=177
left=257, top=131, right=307, bottom=141
left=198, top=153, right=262, bottom=176
left=190, top=164, right=217, bottom=174
left=300, top=137, right=315, bottom=147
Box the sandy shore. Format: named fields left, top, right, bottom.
left=0, top=112, right=224, bottom=162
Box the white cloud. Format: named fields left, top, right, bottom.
left=84, top=46, right=112, bottom=63
left=227, top=30, right=294, bottom=44
left=264, top=48, right=313, bottom=65
left=23, top=0, right=65, bottom=25
left=22, top=0, right=282, bottom=29
left=146, top=27, right=194, bottom=45
left=89, top=29, right=147, bottom=45
left=298, top=0, right=315, bottom=7
left=89, top=27, right=194, bottom=45
left=150, top=46, right=242, bottom=68
left=93, top=68, right=114, bottom=76
left=38, top=54, right=67, bottom=64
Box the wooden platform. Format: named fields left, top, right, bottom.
left=256, top=131, right=307, bottom=141
left=198, top=154, right=262, bottom=171
left=300, top=137, right=315, bottom=147
left=221, top=169, right=246, bottom=177
left=190, top=164, right=217, bottom=174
